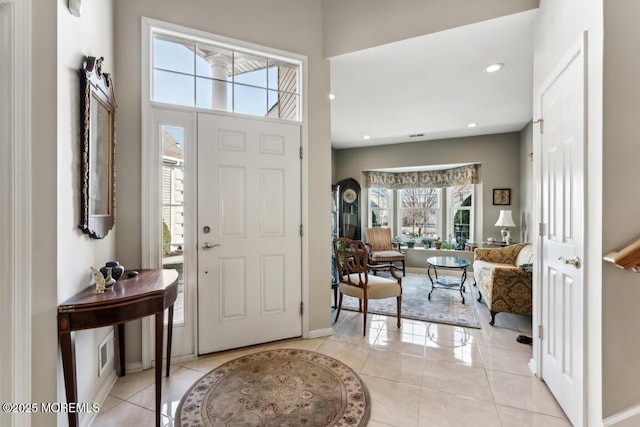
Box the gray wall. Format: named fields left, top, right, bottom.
left=602, top=0, right=640, bottom=419
left=333, top=132, right=523, bottom=244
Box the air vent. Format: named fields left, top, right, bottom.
left=409, top=133, right=424, bottom=138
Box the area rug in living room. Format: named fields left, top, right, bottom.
left=175, top=348, right=370, bottom=427
left=340, top=273, right=481, bottom=329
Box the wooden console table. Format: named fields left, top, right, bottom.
left=58, top=269, right=179, bottom=427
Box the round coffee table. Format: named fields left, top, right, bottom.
left=426, top=256, right=470, bottom=304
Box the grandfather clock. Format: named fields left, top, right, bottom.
left=336, top=177, right=361, bottom=240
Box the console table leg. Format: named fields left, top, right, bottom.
left=155, top=312, right=163, bottom=427
left=166, top=304, right=174, bottom=377
left=59, top=326, right=79, bottom=427
left=117, top=323, right=126, bottom=376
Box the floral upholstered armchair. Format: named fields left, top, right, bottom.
left=473, top=243, right=534, bottom=326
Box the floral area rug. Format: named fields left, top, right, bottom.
left=340, top=273, right=481, bottom=329
left=175, top=349, right=370, bottom=426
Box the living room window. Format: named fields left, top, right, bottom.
left=368, top=187, right=392, bottom=227
left=398, top=188, right=441, bottom=239
left=152, top=33, right=300, bottom=121
left=449, top=184, right=474, bottom=245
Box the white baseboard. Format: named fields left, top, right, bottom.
left=603, top=403, right=640, bottom=426
left=308, top=328, right=334, bottom=339
left=125, top=361, right=143, bottom=374
left=81, top=369, right=117, bottom=427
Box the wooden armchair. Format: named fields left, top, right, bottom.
left=333, top=238, right=402, bottom=336
left=364, top=227, right=406, bottom=276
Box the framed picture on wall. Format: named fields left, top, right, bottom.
left=493, top=188, right=511, bottom=205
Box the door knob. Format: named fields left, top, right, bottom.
left=558, top=256, right=580, bottom=269
left=202, top=242, right=220, bottom=250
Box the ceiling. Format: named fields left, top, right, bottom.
left=329, top=9, right=537, bottom=149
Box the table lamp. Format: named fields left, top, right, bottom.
left=495, top=210, right=516, bottom=244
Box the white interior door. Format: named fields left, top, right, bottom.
left=538, top=37, right=585, bottom=426
left=197, top=113, right=302, bottom=354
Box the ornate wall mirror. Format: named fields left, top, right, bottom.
left=79, top=56, right=116, bottom=238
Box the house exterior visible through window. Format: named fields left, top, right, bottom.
left=152, top=33, right=300, bottom=121
left=368, top=188, right=391, bottom=227
left=450, top=184, right=473, bottom=245
left=399, top=188, right=440, bottom=239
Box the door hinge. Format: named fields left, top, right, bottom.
left=538, top=324, right=544, bottom=340
left=539, top=223, right=546, bottom=237
left=533, top=118, right=544, bottom=134
left=299, top=147, right=303, bottom=159
left=300, top=302, right=304, bottom=315
left=300, top=224, right=303, bottom=236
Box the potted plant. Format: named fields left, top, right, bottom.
left=433, top=236, right=442, bottom=249
left=406, top=240, right=416, bottom=248
left=421, top=238, right=430, bottom=248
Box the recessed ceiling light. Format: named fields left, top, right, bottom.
left=467, top=123, right=478, bottom=128
left=328, top=93, right=336, bottom=100
left=485, top=63, right=504, bottom=73
left=363, top=135, right=371, bottom=140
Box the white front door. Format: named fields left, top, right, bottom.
left=538, top=37, right=586, bottom=426
left=197, top=113, right=302, bottom=354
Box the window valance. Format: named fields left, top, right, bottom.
left=363, top=164, right=478, bottom=189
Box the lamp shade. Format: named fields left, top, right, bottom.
left=495, top=210, right=516, bottom=227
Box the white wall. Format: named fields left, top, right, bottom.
left=533, top=0, right=603, bottom=424
left=321, top=0, right=539, bottom=58
left=30, top=0, right=116, bottom=425
left=56, top=1, right=117, bottom=425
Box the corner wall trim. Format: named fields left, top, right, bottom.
left=1, top=1, right=32, bottom=427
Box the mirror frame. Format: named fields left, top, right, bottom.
left=79, top=56, right=117, bottom=239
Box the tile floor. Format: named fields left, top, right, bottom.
left=93, top=285, right=570, bottom=427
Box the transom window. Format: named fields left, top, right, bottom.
left=152, top=33, right=300, bottom=121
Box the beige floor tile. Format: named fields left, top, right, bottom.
left=361, top=348, right=425, bottom=386
left=373, top=328, right=427, bottom=356
left=361, top=374, right=421, bottom=427
left=417, top=389, right=501, bottom=427
left=496, top=404, right=571, bottom=426
left=487, top=370, right=565, bottom=418
left=421, top=359, right=493, bottom=402
left=92, top=401, right=171, bottom=427
left=424, top=323, right=477, bottom=347
left=479, top=344, right=534, bottom=377
left=474, top=325, right=532, bottom=353
left=126, top=366, right=204, bottom=418
left=424, top=338, right=484, bottom=368
left=366, top=420, right=396, bottom=427
left=98, top=395, right=123, bottom=414
left=316, top=338, right=371, bottom=372
left=109, top=368, right=156, bottom=400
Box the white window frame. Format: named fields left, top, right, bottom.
left=396, top=188, right=442, bottom=240
left=446, top=185, right=475, bottom=245
left=367, top=187, right=393, bottom=228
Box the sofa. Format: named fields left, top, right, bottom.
left=473, top=243, right=534, bottom=326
